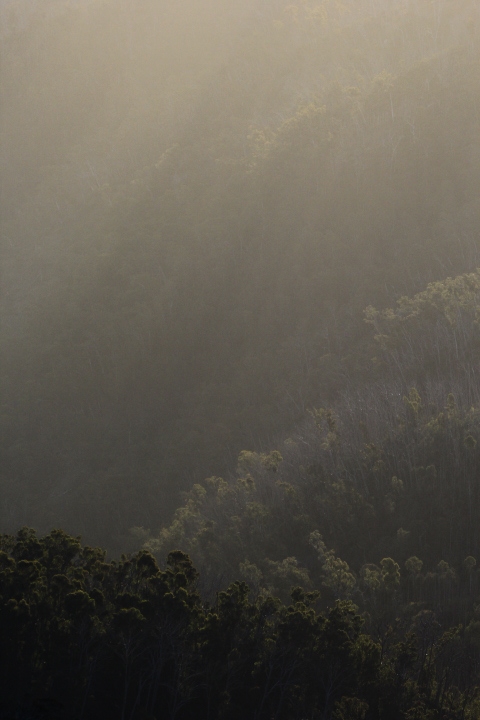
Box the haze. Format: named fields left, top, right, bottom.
left=1, top=0, right=480, bottom=556
left=4, top=1, right=480, bottom=717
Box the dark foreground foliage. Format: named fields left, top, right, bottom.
left=1, top=529, right=480, bottom=719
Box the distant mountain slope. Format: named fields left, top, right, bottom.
left=1, top=0, right=480, bottom=550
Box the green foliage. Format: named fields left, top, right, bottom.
left=143, top=372, right=480, bottom=625
left=1, top=526, right=479, bottom=719
left=332, top=696, right=369, bottom=720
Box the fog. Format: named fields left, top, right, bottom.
left=4, top=3, right=480, bottom=717
left=1, top=0, right=480, bottom=554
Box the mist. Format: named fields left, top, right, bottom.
left=3, top=1, right=480, bottom=717
left=2, top=0, right=480, bottom=548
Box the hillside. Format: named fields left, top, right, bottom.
left=1, top=0, right=480, bottom=553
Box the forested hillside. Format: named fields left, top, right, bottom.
left=2, top=528, right=480, bottom=719
left=3, top=0, right=480, bottom=717
left=2, top=0, right=480, bottom=552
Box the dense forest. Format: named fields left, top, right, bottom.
left=2, top=0, right=480, bottom=717
left=2, top=527, right=480, bottom=719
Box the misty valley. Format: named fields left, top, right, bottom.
left=2, top=0, right=480, bottom=718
